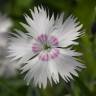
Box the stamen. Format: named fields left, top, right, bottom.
left=43, top=44, right=51, bottom=50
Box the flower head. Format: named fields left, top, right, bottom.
left=0, top=13, right=12, bottom=51
left=0, top=13, right=17, bottom=77
left=8, top=6, right=85, bottom=88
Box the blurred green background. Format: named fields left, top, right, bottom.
left=0, top=0, right=96, bottom=96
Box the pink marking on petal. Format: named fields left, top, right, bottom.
left=39, top=53, right=49, bottom=61
left=32, top=43, right=41, bottom=53
left=50, top=48, right=60, bottom=59
left=37, top=34, right=48, bottom=43
left=49, top=36, right=59, bottom=46
left=41, top=34, right=48, bottom=41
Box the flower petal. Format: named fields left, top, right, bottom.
left=50, top=53, right=85, bottom=82
left=22, top=7, right=54, bottom=38
left=8, top=32, right=38, bottom=66
left=51, top=15, right=83, bottom=47
left=21, top=56, right=52, bottom=88
left=59, top=48, right=82, bottom=56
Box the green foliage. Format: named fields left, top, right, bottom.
left=0, top=0, right=96, bottom=96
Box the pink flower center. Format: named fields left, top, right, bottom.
left=32, top=34, right=60, bottom=61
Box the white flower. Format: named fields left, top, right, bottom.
left=8, top=6, right=85, bottom=88
left=0, top=13, right=17, bottom=77
left=0, top=13, right=12, bottom=51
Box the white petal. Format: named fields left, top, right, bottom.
left=22, top=7, right=54, bottom=38
left=20, top=22, right=36, bottom=37
left=50, top=53, right=84, bottom=82
left=51, top=15, right=83, bottom=47
left=8, top=32, right=38, bottom=66
left=55, top=13, right=64, bottom=28
left=59, top=48, right=82, bottom=56
left=22, top=56, right=52, bottom=88
left=48, top=60, right=59, bottom=83
left=59, top=40, right=79, bottom=47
